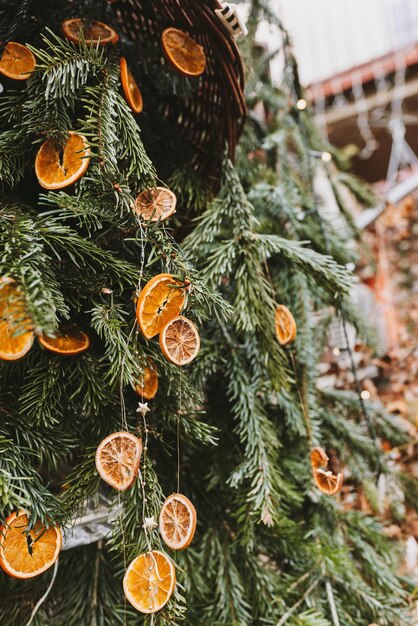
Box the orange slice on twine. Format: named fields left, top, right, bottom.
left=35, top=132, right=90, bottom=190
left=0, top=511, right=62, bottom=579
left=275, top=304, right=297, bottom=346
left=310, top=447, right=343, bottom=496
left=95, top=432, right=142, bottom=491
left=123, top=550, right=176, bottom=614
left=135, top=359, right=158, bottom=400
left=136, top=274, right=186, bottom=340
left=159, top=493, right=197, bottom=551
left=159, top=316, right=200, bottom=366
left=0, top=278, right=34, bottom=361
left=134, top=187, right=177, bottom=223
left=161, top=28, right=206, bottom=77
left=62, top=18, right=119, bottom=46
left=38, top=327, right=90, bottom=356
left=120, top=57, right=143, bottom=113
left=0, top=42, right=36, bottom=80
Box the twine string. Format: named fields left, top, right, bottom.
left=24, top=558, right=59, bottom=626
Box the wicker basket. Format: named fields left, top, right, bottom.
left=112, top=0, right=246, bottom=187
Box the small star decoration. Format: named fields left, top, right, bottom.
left=142, top=516, right=158, bottom=532
left=137, top=402, right=150, bottom=416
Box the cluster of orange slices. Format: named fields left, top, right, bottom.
left=0, top=511, right=62, bottom=580
left=136, top=274, right=200, bottom=367
left=0, top=277, right=90, bottom=361
left=310, top=447, right=343, bottom=496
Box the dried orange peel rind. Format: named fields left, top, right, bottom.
left=123, top=550, right=176, bottom=614
left=35, top=132, right=90, bottom=190
left=134, top=187, right=177, bottom=222
left=0, top=42, right=36, bottom=80
left=120, top=57, right=143, bottom=113
left=38, top=327, right=90, bottom=356
left=275, top=304, right=297, bottom=346
left=310, top=447, right=343, bottom=496
left=95, top=432, right=142, bottom=491
left=136, top=274, right=186, bottom=340
left=159, top=493, right=197, bottom=551
left=0, top=511, right=62, bottom=579
left=159, top=316, right=200, bottom=366
left=0, top=277, right=34, bottom=361
left=135, top=359, right=159, bottom=400
left=161, top=28, right=206, bottom=77
left=62, top=18, right=119, bottom=46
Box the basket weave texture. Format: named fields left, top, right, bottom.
left=113, top=0, right=246, bottom=184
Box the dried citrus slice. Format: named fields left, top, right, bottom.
left=275, top=304, right=297, bottom=346
left=310, top=447, right=343, bottom=496
left=120, top=57, right=143, bottom=113
left=123, top=550, right=176, bottom=614
left=0, top=278, right=34, bottom=361
left=161, top=28, right=206, bottom=77
left=0, top=511, right=62, bottom=579
left=135, top=359, right=158, bottom=400
left=95, top=432, right=142, bottom=491
left=159, top=493, right=197, bottom=551
left=159, top=316, right=200, bottom=366
left=136, top=274, right=186, bottom=340
left=134, top=187, right=176, bottom=222
left=0, top=42, right=36, bottom=80
left=62, top=18, right=119, bottom=46
left=35, top=131, right=90, bottom=190
left=38, top=327, right=90, bottom=356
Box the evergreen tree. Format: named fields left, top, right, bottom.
left=0, top=1, right=416, bottom=625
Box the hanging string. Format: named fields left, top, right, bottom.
left=289, top=351, right=313, bottom=443
left=0, top=0, right=32, bottom=58
left=24, top=558, right=59, bottom=626
left=176, top=373, right=182, bottom=494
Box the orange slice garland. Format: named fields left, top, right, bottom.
left=0, top=511, right=62, bottom=579
left=0, top=42, right=36, bottom=80
left=134, top=187, right=177, bottom=222
left=38, top=327, right=90, bottom=356
left=135, top=359, right=159, bottom=400
left=123, top=550, right=176, bottom=614
left=310, top=447, right=343, bottom=496
left=62, top=18, right=119, bottom=46
left=136, top=274, right=186, bottom=340
left=95, top=432, right=142, bottom=491
left=0, top=277, right=34, bottom=361
left=35, top=132, right=90, bottom=190
left=161, top=28, right=206, bottom=77
left=159, top=316, right=200, bottom=366
left=275, top=304, right=297, bottom=346
left=159, top=493, right=197, bottom=551
left=120, top=57, right=143, bottom=113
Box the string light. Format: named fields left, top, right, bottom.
left=321, top=151, right=332, bottom=162
left=361, top=390, right=371, bottom=400
left=296, top=98, right=307, bottom=110
left=332, top=347, right=340, bottom=356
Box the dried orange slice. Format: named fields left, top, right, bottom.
left=123, top=550, right=176, bottom=614
left=35, top=131, right=90, bottom=190
left=136, top=274, right=186, bottom=340
left=0, top=42, right=36, bottom=80
left=275, top=304, right=297, bottom=346
left=95, top=432, right=142, bottom=491
left=159, top=316, right=200, bottom=366
left=310, top=447, right=343, bottom=496
left=159, top=493, right=197, bottom=551
left=62, top=18, right=119, bottom=46
left=0, top=278, right=34, bottom=361
left=38, top=327, right=90, bottom=356
left=161, top=28, right=206, bottom=77
left=135, top=359, right=158, bottom=400
left=120, top=57, right=143, bottom=113
left=134, top=187, right=177, bottom=222
left=0, top=511, right=62, bottom=579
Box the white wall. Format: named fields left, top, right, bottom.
left=266, top=0, right=418, bottom=85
